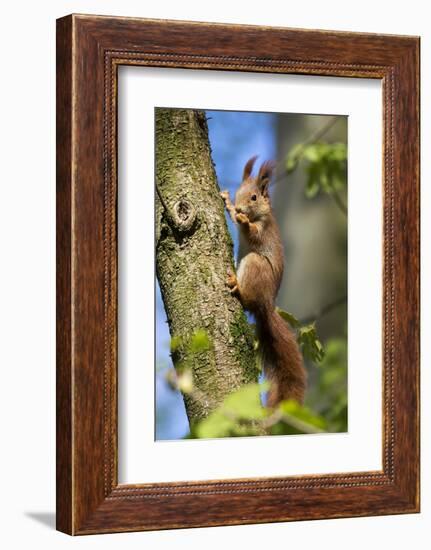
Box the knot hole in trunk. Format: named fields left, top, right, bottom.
left=172, top=199, right=197, bottom=232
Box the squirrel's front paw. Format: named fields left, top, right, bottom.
left=220, top=190, right=230, bottom=202
left=235, top=212, right=249, bottom=225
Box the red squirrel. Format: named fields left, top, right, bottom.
left=221, top=156, right=306, bottom=407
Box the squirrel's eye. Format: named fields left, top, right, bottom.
left=251, top=194, right=257, bottom=201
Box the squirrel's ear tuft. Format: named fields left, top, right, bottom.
left=257, top=160, right=276, bottom=195
left=242, top=155, right=258, bottom=181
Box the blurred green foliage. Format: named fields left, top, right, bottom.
left=181, top=322, right=347, bottom=439
left=191, top=381, right=329, bottom=439
left=305, top=336, right=348, bottom=433
left=286, top=141, right=347, bottom=201
left=167, top=314, right=347, bottom=439
left=192, top=383, right=269, bottom=439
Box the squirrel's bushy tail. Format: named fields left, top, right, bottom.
left=256, top=306, right=306, bottom=407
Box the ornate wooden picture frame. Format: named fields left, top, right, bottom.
left=56, top=14, right=420, bottom=535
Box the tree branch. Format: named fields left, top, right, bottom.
left=287, top=116, right=340, bottom=162
left=299, top=294, right=347, bottom=325
left=272, top=116, right=340, bottom=187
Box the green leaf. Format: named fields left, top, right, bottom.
left=306, top=180, right=320, bottom=198
left=276, top=307, right=300, bottom=328
left=193, top=382, right=269, bottom=439
left=285, top=140, right=347, bottom=201
left=194, top=410, right=236, bottom=439
left=328, top=142, right=347, bottom=161
left=279, top=400, right=327, bottom=430
left=298, top=323, right=325, bottom=363
left=224, top=382, right=269, bottom=420
left=321, top=168, right=331, bottom=192
left=277, top=309, right=324, bottom=364
left=303, top=143, right=325, bottom=162
left=306, top=164, right=321, bottom=198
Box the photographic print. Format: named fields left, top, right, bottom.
left=56, top=15, right=420, bottom=533
left=155, top=107, right=348, bottom=440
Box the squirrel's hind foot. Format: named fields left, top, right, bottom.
left=226, top=268, right=239, bottom=295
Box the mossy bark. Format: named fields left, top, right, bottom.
left=156, top=108, right=258, bottom=425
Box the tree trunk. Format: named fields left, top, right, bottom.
left=155, top=108, right=258, bottom=425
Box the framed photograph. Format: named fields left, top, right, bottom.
left=56, top=14, right=420, bottom=535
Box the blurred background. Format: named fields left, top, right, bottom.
left=156, top=109, right=348, bottom=440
